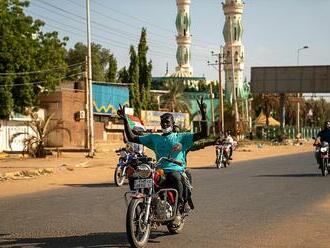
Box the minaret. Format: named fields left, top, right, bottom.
left=222, top=0, right=245, bottom=102
left=174, top=0, right=193, bottom=77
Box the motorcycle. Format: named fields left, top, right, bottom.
left=124, top=146, right=191, bottom=248
left=114, top=148, right=139, bottom=186
left=215, top=140, right=232, bottom=169
left=315, top=141, right=329, bottom=176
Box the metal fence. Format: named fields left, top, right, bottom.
left=255, top=126, right=320, bottom=140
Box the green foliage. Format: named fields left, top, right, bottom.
left=0, top=0, right=67, bottom=118
left=162, top=80, right=191, bottom=113
left=197, top=80, right=208, bottom=92
left=128, top=46, right=141, bottom=116
left=117, top=66, right=129, bottom=84
left=302, top=98, right=330, bottom=127
left=66, top=42, right=117, bottom=82
left=128, top=28, right=153, bottom=116
left=106, top=54, right=117, bottom=82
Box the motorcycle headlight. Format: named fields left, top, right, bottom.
left=134, top=164, right=152, bottom=178
left=320, top=147, right=328, bottom=153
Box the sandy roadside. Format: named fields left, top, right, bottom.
left=0, top=141, right=314, bottom=198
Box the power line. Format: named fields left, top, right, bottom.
left=92, top=0, right=219, bottom=49
left=34, top=0, right=217, bottom=54
left=0, top=72, right=84, bottom=87
left=31, top=2, right=177, bottom=52
left=0, top=62, right=84, bottom=76
left=28, top=1, right=213, bottom=66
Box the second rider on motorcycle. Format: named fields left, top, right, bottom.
left=117, top=98, right=208, bottom=212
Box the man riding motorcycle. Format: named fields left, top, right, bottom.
left=117, top=98, right=208, bottom=212
left=314, top=121, right=330, bottom=168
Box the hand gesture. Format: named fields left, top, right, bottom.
left=197, top=97, right=207, bottom=118
left=117, top=104, right=126, bottom=120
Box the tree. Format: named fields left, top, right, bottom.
left=137, top=28, right=152, bottom=109
left=0, top=0, right=68, bottom=118
left=162, top=80, right=190, bottom=113
left=252, top=93, right=279, bottom=126
left=106, top=54, right=117, bottom=82
left=9, top=112, right=71, bottom=158
left=117, top=66, right=129, bottom=84
left=66, top=42, right=115, bottom=82
left=127, top=28, right=153, bottom=115
left=128, top=45, right=141, bottom=116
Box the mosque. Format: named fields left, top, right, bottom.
left=171, top=0, right=246, bottom=101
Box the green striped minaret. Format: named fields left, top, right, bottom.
left=222, top=0, right=245, bottom=103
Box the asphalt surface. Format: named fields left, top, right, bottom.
left=1, top=151, right=330, bottom=248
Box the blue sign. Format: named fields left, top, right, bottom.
left=92, top=82, right=129, bottom=115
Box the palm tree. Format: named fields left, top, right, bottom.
left=252, top=93, right=279, bottom=126
left=10, top=112, right=71, bottom=158
left=162, top=79, right=191, bottom=113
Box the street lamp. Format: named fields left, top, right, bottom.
left=296, top=45, right=309, bottom=134
left=297, top=45, right=309, bottom=65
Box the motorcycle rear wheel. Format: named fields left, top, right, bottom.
left=126, top=198, right=151, bottom=248
left=114, top=167, right=125, bottom=186
left=321, top=158, right=328, bottom=177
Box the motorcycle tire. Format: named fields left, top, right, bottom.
left=321, top=158, right=328, bottom=177
left=114, top=167, right=125, bottom=186
left=216, top=158, right=221, bottom=169
left=167, top=215, right=185, bottom=234
left=126, top=198, right=151, bottom=248
left=216, top=154, right=223, bottom=169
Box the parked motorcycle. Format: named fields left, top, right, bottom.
left=215, top=140, right=232, bottom=169
left=315, top=141, right=329, bottom=176
left=124, top=146, right=190, bottom=248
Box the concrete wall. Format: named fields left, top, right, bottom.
left=40, top=90, right=87, bottom=148
left=40, top=89, right=124, bottom=148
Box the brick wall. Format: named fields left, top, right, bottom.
left=40, top=89, right=124, bottom=148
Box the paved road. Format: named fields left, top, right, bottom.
left=1, top=151, right=330, bottom=248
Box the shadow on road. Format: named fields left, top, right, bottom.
left=62, top=183, right=119, bottom=188
left=0, top=231, right=170, bottom=248
left=0, top=232, right=129, bottom=248
left=256, top=173, right=321, bottom=178
left=190, top=166, right=219, bottom=170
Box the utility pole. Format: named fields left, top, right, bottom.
left=85, top=57, right=90, bottom=150
left=209, top=47, right=225, bottom=134
left=86, top=0, right=94, bottom=157
left=218, top=49, right=224, bottom=133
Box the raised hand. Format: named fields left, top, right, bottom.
left=117, top=104, right=126, bottom=120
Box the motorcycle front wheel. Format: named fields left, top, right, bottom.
left=321, top=158, right=328, bottom=177
left=126, top=198, right=151, bottom=248
left=216, top=154, right=223, bottom=169
left=114, top=167, right=125, bottom=186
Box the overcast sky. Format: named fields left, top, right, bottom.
left=26, top=0, right=330, bottom=82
